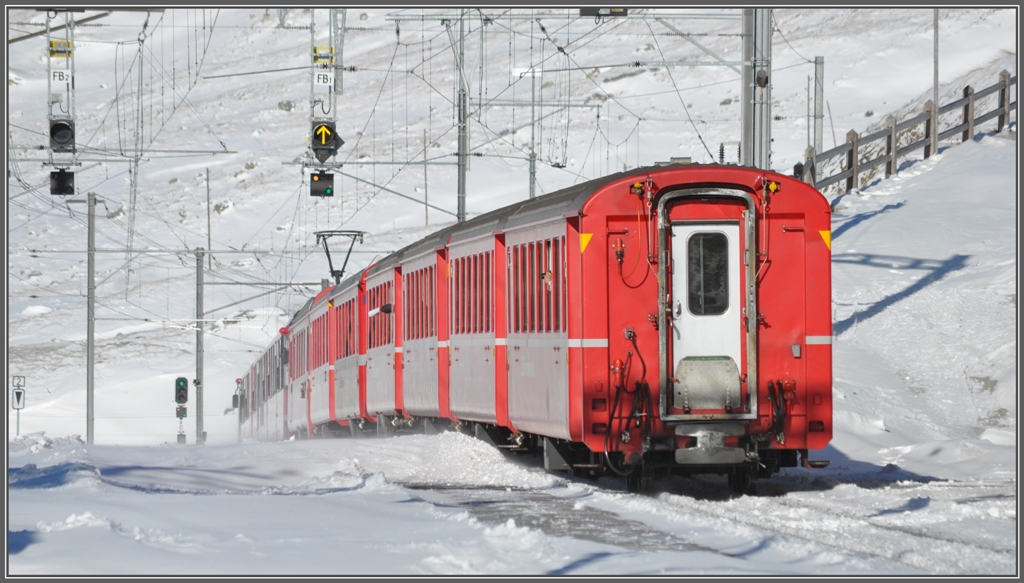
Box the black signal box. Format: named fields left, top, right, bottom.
left=50, top=170, right=74, bottom=195
left=311, top=172, right=334, bottom=197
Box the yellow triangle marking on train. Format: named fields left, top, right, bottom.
left=580, top=233, right=593, bottom=254
left=820, top=230, right=831, bottom=251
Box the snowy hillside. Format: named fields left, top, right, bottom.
left=5, top=8, right=1018, bottom=576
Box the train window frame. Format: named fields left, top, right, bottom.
left=686, top=231, right=730, bottom=316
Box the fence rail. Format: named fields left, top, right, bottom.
left=798, top=70, right=1016, bottom=194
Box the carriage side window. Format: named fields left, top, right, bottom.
left=484, top=252, right=491, bottom=333
left=687, top=232, right=729, bottom=316
left=429, top=266, right=436, bottom=337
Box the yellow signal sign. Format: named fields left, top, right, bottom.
left=314, top=124, right=333, bottom=145
left=49, top=40, right=72, bottom=58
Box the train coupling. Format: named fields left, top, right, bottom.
left=673, top=423, right=746, bottom=465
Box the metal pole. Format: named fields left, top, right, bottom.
left=206, top=168, right=211, bottom=270
left=69, top=12, right=76, bottom=121
left=87, top=191, right=95, bottom=444
left=751, top=9, right=772, bottom=170
left=335, top=9, right=346, bottom=94
left=309, top=10, right=315, bottom=129
left=456, top=10, right=468, bottom=222
left=740, top=9, right=753, bottom=166
left=423, top=129, right=429, bottom=225
left=328, top=8, right=337, bottom=116
left=529, top=68, right=536, bottom=199
left=806, top=75, right=811, bottom=149
left=196, top=248, right=204, bottom=444
left=932, top=9, right=939, bottom=157
left=814, top=56, right=824, bottom=154
left=46, top=16, right=51, bottom=120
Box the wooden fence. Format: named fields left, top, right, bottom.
left=798, top=70, right=1016, bottom=193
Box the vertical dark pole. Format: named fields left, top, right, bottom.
left=196, top=248, right=205, bottom=444
left=87, top=191, right=95, bottom=444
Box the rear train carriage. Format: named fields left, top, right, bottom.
left=240, top=163, right=832, bottom=493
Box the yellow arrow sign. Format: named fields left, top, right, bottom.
left=314, top=124, right=333, bottom=145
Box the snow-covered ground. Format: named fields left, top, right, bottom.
left=6, top=8, right=1017, bottom=575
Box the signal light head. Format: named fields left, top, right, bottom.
left=175, top=377, right=189, bottom=404
left=310, top=172, right=334, bottom=197
left=49, top=119, right=75, bottom=152
left=50, top=170, right=74, bottom=195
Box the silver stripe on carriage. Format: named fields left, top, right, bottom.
left=567, top=338, right=609, bottom=348
left=495, top=338, right=507, bottom=346
left=437, top=340, right=449, bottom=348
left=805, top=336, right=832, bottom=345
left=394, top=346, right=403, bottom=353
left=358, top=354, right=367, bottom=365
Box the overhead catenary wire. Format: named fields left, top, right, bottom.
left=644, top=19, right=715, bottom=161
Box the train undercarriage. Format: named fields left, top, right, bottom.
left=300, top=416, right=825, bottom=496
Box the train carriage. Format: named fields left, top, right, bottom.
left=327, top=271, right=364, bottom=424
left=285, top=298, right=313, bottom=437
left=363, top=253, right=403, bottom=424
left=447, top=217, right=505, bottom=425
left=306, top=286, right=340, bottom=434
left=240, top=163, right=832, bottom=493
left=399, top=228, right=457, bottom=420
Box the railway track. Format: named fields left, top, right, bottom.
left=398, top=473, right=1016, bottom=575
left=654, top=476, right=1017, bottom=574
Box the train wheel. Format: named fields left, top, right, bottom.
left=727, top=466, right=758, bottom=496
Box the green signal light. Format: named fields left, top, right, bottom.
left=326, top=187, right=333, bottom=195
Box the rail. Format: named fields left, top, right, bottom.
left=796, top=70, right=1016, bottom=194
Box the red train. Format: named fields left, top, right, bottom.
left=235, top=163, right=833, bottom=494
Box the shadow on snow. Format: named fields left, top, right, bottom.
left=831, top=253, right=969, bottom=336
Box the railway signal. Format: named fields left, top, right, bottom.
left=50, top=170, right=74, bottom=195
left=311, top=172, right=334, bottom=197
left=49, top=119, right=75, bottom=152
left=311, top=122, right=342, bottom=163
left=175, top=377, right=188, bottom=404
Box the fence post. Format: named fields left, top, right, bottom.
left=845, top=129, right=858, bottom=193
left=885, top=115, right=897, bottom=177
left=998, top=70, right=1010, bottom=132
left=962, top=85, right=975, bottom=142
left=802, top=146, right=816, bottom=187
left=923, top=100, right=934, bottom=158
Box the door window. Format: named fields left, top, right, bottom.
left=687, top=232, right=729, bottom=316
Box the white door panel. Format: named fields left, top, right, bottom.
left=671, top=223, right=742, bottom=410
